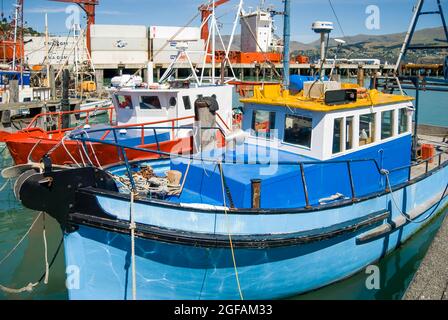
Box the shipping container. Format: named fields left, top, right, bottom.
left=91, top=37, right=148, bottom=52
left=91, top=25, right=147, bottom=38
left=91, top=51, right=148, bottom=65
left=152, top=50, right=205, bottom=65
left=149, top=26, right=200, bottom=41
left=151, top=38, right=205, bottom=51
left=24, top=36, right=87, bottom=66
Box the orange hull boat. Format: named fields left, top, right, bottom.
left=1, top=107, right=194, bottom=166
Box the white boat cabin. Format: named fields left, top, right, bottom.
left=111, top=84, right=234, bottom=138
left=241, top=85, right=415, bottom=161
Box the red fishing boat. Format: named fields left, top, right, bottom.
left=0, top=107, right=196, bottom=166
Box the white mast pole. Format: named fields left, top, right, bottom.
left=211, top=0, right=216, bottom=84
left=12, top=3, right=19, bottom=70
left=45, top=13, right=50, bottom=87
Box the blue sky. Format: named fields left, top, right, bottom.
left=3, top=0, right=447, bottom=43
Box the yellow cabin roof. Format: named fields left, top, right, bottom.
left=240, top=84, right=414, bottom=112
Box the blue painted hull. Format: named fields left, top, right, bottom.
left=63, top=164, right=448, bottom=300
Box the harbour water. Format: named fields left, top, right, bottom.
left=0, top=89, right=447, bottom=300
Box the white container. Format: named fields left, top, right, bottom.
left=91, top=51, right=148, bottom=65
left=24, top=36, right=87, bottom=66
left=152, top=50, right=205, bottom=64
left=149, top=26, right=200, bottom=41
left=151, top=38, right=205, bottom=52
left=303, top=81, right=341, bottom=99
left=91, top=25, right=147, bottom=38
left=91, top=37, right=148, bottom=52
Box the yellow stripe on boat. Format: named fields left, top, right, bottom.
left=240, top=84, right=414, bottom=112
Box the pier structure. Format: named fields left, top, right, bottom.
left=403, top=210, right=448, bottom=300
left=93, top=62, right=399, bottom=85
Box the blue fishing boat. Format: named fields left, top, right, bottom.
left=7, top=0, right=448, bottom=300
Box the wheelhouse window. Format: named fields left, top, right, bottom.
left=116, top=95, right=133, bottom=109
left=332, top=118, right=343, bottom=154
left=346, top=116, right=354, bottom=150
left=252, top=110, right=276, bottom=138
left=359, top=113, right=376, bottom=146
left=183, top=96, right=192, bottom=110
left=140, top=96, right=161, bottom=110
left=284, top=114, right=312, bottom=148
left=381, top=110, right=394, bottom=139
left=398, top=108, right=409, bottom=134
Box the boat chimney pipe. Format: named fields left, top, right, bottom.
left=282, top=0, right=291, bottom=90
left=357, top=65, right=365, bottom=87
left=61, top=69, right=71, bottom=129
left=251, top=179, right=262, bottom=209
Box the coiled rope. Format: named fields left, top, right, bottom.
left=381, top=169, right=448, bottom=224
left=218, top=162, right=243, bottom=300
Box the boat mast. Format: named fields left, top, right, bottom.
left=12, top=2, right=19, bottom=70
left=282, top=0, right=290, bottom=90
left=212, top=0, right=216, bottom=84
left=45, top=13, right=50, bottom=87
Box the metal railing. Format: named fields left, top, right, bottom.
left=26, top=106, right=115, bottom=134
left=70, top=127, right=448, bottom=209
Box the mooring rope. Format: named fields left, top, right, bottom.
left=0, top=178, right=10, bottom=192
left=381, top=169, right=448, bottom=224
left=42, top=214, right=50, bottom=285
left=0, top=213, right=42, bottom=294
left=0, top=214, right=64, bottom=295
left=218, top=162, right=244, bottom=300
left=130, top=191, right=137, bottom=300
left=0, top=213, right=42, bottom=266
left=61, top=136, right=82, bottom=168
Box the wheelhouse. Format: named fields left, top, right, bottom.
left=111, top=85, right=234, bottom=132
left=241, top=85, right=414, bottom=162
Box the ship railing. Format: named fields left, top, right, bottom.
left=94, top=116, right=196, bottom=146
left=69, top=130, right=448, bottom=209
left=25, top=106, right=115, bottom=135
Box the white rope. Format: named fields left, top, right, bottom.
left=218, top=162, right=244, bottom=300
left=0, top=213, right=42, bottom=266
left=42, top=214, right=49, bottom=285
left=26, top=139, right=43, bottom=163
left=77, top=131, right=103, bottom=169
left=0, top=179, right=10, bottom=192
left=61, top=136, right=81, bottom=168
left=381, top=169, right=448, bottom=224
left=130, top=191, right=137, bottom=300
left=0, top=282, right=38, bottom=294
left=0, top=213, right=42, bottom=294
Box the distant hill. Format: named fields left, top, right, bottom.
left=220, top=27, right=447, bottom=64
left=0, top=18, right=43, bottom=37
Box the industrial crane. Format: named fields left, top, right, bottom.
left=50, top=0, right=98, bottom=54
left=199, top=0, right=230, bottom=42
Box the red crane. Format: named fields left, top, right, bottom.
left=199, top=0, right=230, bottom=42
left=50, top=0, right=98, bottom=54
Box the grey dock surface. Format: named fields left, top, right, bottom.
left=403, top=211, right=448, bottom=300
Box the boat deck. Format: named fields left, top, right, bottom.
left=410, top=134, right=448, bottom=180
